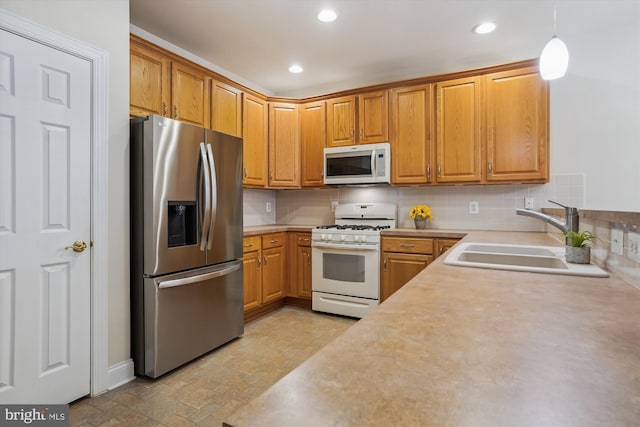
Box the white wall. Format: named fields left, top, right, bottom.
left=551, top=19, right=640, bottom=211
left=1, top=1, right=131, bottom=368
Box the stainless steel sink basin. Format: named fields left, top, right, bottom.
left=444, top=242, right=609, bottom=277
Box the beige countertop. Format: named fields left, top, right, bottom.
left=227, top=230, right=640, bottom=427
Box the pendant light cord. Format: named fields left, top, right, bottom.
left=553, top=3, right=557, bottom=36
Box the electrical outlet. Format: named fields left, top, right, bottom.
left=266, top=202, right=272, bottom=213
left=469, top=201, right=479, bottom=214
left=331, top=201, right=339, bottom=212
left=524, top=197, right=534, bottom=209
left=610, top=229, right=624, bottom=256
left=628, top=231, right=640, bottom=263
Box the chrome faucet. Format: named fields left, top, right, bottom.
left=516, top=200, right=579, bottom=245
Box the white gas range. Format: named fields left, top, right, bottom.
left=311, top=203, right=397, bottom=318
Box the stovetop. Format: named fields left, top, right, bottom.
left=316, top=224, right=391, bottom=231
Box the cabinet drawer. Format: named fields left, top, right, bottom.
left=262, top=232, right=285, bottom=249
left=296, top=233, right=311, bottom=247
left=242, top=236, right=261, bottom=253
left=382, top=237, right=433, bottom=254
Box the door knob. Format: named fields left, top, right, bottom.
left=64, top=240, right=87, bottom=253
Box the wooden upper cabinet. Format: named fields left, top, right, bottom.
left=300, top=101, right=326, bottom=187
left=268, top=102, right=300, bottom=187
left=436, top=76, right=483, bottom=183
left=130, top=41, right=170, bottom=118
left=390, top=84, right=434, bottom=184
left=485, top=67, right=549, bottom=182
left=326, top=92, right=388, bottom=147
left=211, top=80, right=243, bottom=137
left=326, top=95, right=356, bottom=147
left=358, top=90, right=388, bottom=144
left=171, top=61, right=210, bottom=128
left=242, top=93, right=268, bottom=187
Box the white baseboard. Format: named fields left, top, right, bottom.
left=107, top=359, right=135, bottom=391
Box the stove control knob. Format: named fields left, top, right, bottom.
left=353, top=235, right=360, bottom=242
left=320, top=234, right=326, bottom=241
left=340, top=235, right=346, bottom=242
left=360, top=235, right=367, bottom=243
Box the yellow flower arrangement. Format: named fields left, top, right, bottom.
left=409, top=204, right=432, bottom=219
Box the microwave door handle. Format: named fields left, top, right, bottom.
left=371, top=149, right=377, bottom=176
left=199, top=142, right=211, bottom=251
left=205, top=143, right=217, bottom=250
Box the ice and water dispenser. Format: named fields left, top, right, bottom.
left=167, top=201, right=197, bottom=247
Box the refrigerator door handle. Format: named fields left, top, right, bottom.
left=199, top=142, right=212, bottom=251
left=205, top=143, right=217, bottom=250
left=157, top=262, right=241, bottom=289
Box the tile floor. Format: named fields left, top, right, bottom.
left=70, top=307, right=356, bottom=426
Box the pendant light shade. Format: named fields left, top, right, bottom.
left=539, top=36, right=569, bottom=80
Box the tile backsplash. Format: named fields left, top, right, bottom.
left=273, top=174, right=585, bottom=231
left=243, top=189, right=276, bottom=226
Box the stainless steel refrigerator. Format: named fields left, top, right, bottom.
left=130, top=115, right=243, bottom=378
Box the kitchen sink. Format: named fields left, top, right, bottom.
left=444, top=242, right=609, bottom=277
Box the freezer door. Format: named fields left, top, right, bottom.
left=137, top=116, right=207, bottom=276
left=204, top=129, right=243, bottom=265
left=139, top=260, right=244, bottom=378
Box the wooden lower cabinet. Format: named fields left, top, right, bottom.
left=289, top=233, right=312, bottom=299
left=242, top=233, right=287, bottom=319
left=381, top=236, right=434, bottom=302
left=435, top=238, right=460, bottom=258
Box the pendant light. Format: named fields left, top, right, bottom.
left=539, top=4, right=569, bottom=80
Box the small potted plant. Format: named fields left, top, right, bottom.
left=409, top=204, right=433, bottom=229
left=562, top=230, right=597, bottom=264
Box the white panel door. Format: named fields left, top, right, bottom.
left=0, top=29, right=91, bottom=404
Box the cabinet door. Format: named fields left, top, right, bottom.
left=436, top=76, right=482, bottom=183
left=381, top=252, right=432, bottom=302
left=243, top=251, right=262, bottom=311
left=358, top=90, right=388, bottom=144
left=171, top=62, right=210, bottom=128
left=326, top=95, right=356, bottom=147
left=486, top=67, right=549, bottom=182
left=130, top=41, right=170, bottom=118
left=435, top=238, right=460, bottom=258
left=296, top=246, right=312, bottom=299
left=262, top=246, right=286, bottom=304
left=211, top=80, right=242, bottom=137
left=300, top=101, right=326, bottom=187
left=242, top=93, right=268, bottom=186
left=390, top=84, right=434, bottom=184
left=268, top=102, right=300, bottom=187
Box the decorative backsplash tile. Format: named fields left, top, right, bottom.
left=243, top=189, right=276, bottom=226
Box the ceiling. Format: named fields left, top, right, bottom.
left=129, top=0, right=640, bottom=98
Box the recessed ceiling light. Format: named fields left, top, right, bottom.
left=472, top=22, right=497, bottom=34
left=289, top=64, right=304, bottom=73
left=317, top=9, right=337, bottom=22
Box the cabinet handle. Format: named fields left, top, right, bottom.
left=360, top=128, right=363, bottom=138
left=298, top=238, right=310, bottom=242
left=263, top=255, right=267, bottom=266
left=269, top=239, right=278, bottom=243
left=488, top=161, right=493, bottom=175
left=350, top=128, right=354, bottom=140
left=306, top=252, right=311, bottom=264
left=437, top=164, right=441, bottom=178
left=173, top=105, right=178, bottom=119
left=440, top=245, right=444, bottom=254
left=269, top=171, right=273, bottom=180
left=162, top=102, right=167, bottom=116
left=426, top=164, right=431, bottom=180
left=243, top=243, right=253, bottom=247
left=383, top=258, right=387, bottom=272
left=257, top=256, right=261, bottom=269
left=399, top=243, right=415, bottom=248
left=243, top=168, right=248, bottom=178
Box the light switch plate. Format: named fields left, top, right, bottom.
left=331, top=201, right=339, bottom=211
left=610, top=228, right=624, bottom=256
left=469, top=201, right=479, bottom=214
left=524, top=197, right=534, bottom=209
left=628, top=231, right=640, bottom=263
left=266, top=202, right=272, bottom=213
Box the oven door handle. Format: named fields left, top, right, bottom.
left=312, top=242, right=379, bottom=251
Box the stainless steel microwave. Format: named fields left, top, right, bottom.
left=323, top=142, right=391, bottom=185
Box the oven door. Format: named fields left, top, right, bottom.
left=311, top=241, right=380, bottom=299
